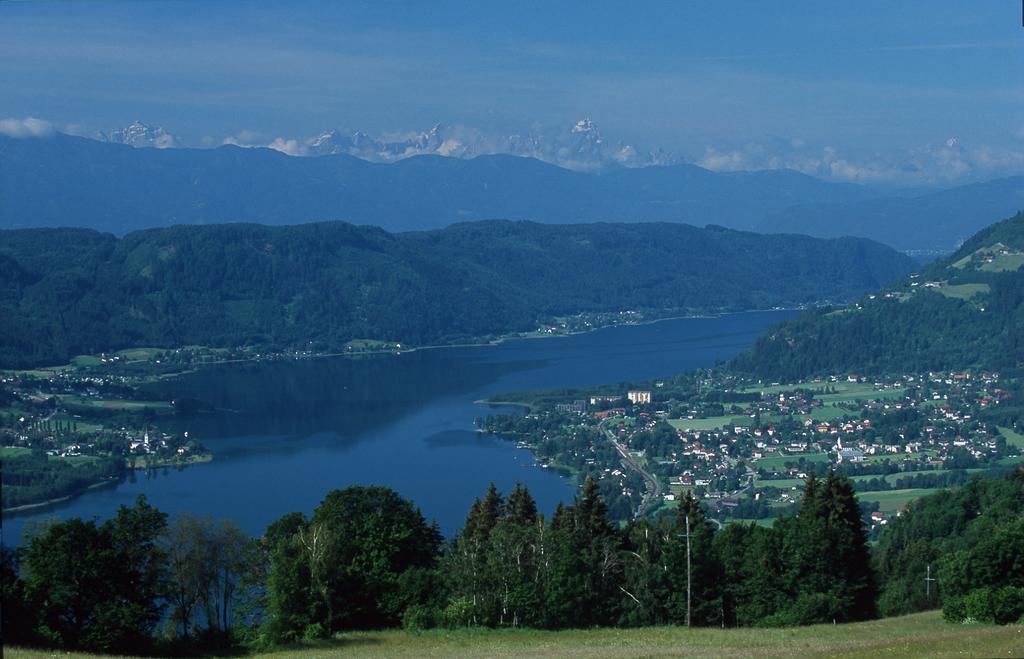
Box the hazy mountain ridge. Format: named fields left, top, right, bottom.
left=0, top=132, right=874, bottom=235
left=762, top=177, right=1024, bottom=251
left=0, top=220, right=914, bottom=368
left=4, top=132, right=1019, bottom=251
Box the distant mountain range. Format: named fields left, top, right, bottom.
left=0, top=220, right=914, bottom=368
left=3, top=132, right=1022, bottom=251
left=95, top=118, right=681, bottom=170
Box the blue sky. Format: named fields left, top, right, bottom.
left=1, top=1, right=1022, bottom=183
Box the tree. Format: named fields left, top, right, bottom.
left=163, top=514, right=252, bottom=645
left=715, top=521, right=785, bottom=626
left=262, top=486, right=442, bottom=639
left=544, top=477, right=622, bottom=627
left=262, top=512, right=315, bottom=643
left=619, top=517, right=671, bottom=626
left=1, top=546, right=33, bottom=646
left=447, top=484, right=505, bottom=625
left=772, top=471, right=876, bottom=625
left=940, top=515, right=1024, bottom=624
left=20, top=496, right=168, bottom=653
left=488, top=484, right=544, bottom=627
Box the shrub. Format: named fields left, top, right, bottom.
left=441, top=596, right=475, bottom=628
left=402, top=604, right=439, bottom=631
left=302, top=622, right=326, bottom=640
left=944, top=586, right=1024, bottom=625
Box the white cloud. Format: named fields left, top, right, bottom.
left=152, top=132, right=176, bottom=149
left=0, top=116, right=55, bottom=138
left=698, top=147, right=748, bottom=172
left=698, top=136, right=1024, bottom=185
left=221, top=131, right=308, bottom=156
left=266, top=137, right=307, bottom=156
left=221, top=129, right=265, bottom=147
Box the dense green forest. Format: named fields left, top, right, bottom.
left=0, top=220, right=913, bottom=368
left=732, top=211, right=1024, bottom=379
left=5, top=472, right=1021, bottom=655
left=873, top=472, right=1024, bottom=623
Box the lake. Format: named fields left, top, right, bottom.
left=3, top=310, right=795, bottom=544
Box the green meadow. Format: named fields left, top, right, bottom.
left=9, top=611, right=1020, bottom=659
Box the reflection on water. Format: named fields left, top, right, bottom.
left=3, top=311, right=794, bottom=543
left=144, top=349, right=543, bottom=442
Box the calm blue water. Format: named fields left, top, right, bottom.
left=3, top=311, right=794, bottom=544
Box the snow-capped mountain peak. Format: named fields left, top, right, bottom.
left=92, top=118, right=681, bottom=171
left=572, top=117, right=597, bottom=134
left=98, top=121, right=177, bottom=149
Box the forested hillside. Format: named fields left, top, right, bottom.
left=732, top=211, right=1024, bottom=379
left=873, top=472, right=1024, bottom=623
left=0, top=220, right=913, bottom=368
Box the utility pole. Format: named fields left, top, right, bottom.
left=684, top=514, right=692, bottom=628
left=924, top=564, right=936, bottom=598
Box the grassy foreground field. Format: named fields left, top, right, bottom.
left=8, top=611, right=1023, bottom=659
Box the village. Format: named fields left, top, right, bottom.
left=0, top=364, right=211, bottom=511
left=482, top=369, right=1023, bottom=529
left=0, top=366, right=206, bottom=460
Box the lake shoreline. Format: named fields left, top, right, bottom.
left=2, top=478, right=120, bottom=515
left=3, top=310, right=798, bottom=544
left=8, top=306, right=803, bottom=383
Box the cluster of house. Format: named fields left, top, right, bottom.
left=128, top=431, right=192, bottom=456
left=6, top=422, right=194, bottom=463
left=541, top=371, right=1017, bottom=517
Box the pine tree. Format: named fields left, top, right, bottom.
left=619, top=517, right=671, bottom=626
left=447, top=484, right=505, bottom=625
left=544, top=477, right=622, bottom=628
left=775, top=470, right=876, bottom=624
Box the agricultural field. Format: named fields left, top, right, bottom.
left=754, top=452, right=831, bottom=472
left=935, top=283, right=990, bottom=300
left=756, top=469, right=987, bottom=493
left=116, top=347, right=165, bottom=361
left=815, top=388, right=906, bottom=404
left=60, top=394, right=171, bottom=411
left=858, top=488, right=943, bottom=513
left=668, top=416, right=750, bottom=431
left=953, top=244, right=1024, bottom=272
left=727, top=517, right=777, bottom=528
left=740, top=381, right=879, bottom=396
left=848, top=469, right=982, bottom=484
left=1, top=446, right=104, bottom=467
left=754, top=477, right=807, bottom=489
left=0, top=446, right=33, bottom=459
left=999, top=426, right=1024, bottom=450
left=979, top=252, right=1024, bottom=272
left=806, top=406, right=851, bottom=421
